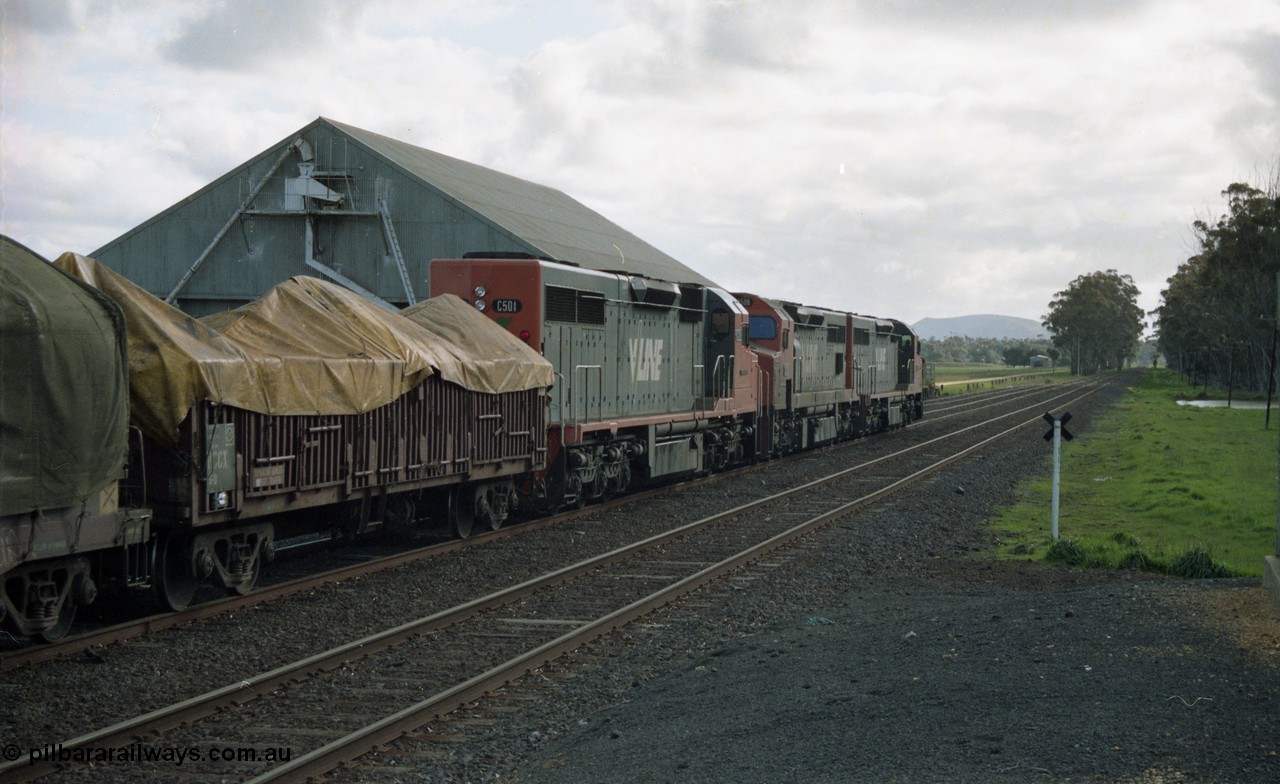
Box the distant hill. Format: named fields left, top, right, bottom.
left=912, top=314, right=1046, bottom=341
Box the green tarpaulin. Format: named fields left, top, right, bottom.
left=0, top=237, right=129, bottom=517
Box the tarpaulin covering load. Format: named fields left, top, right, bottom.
left=1, top=239, right=129, bottom=517
left=401, top=294, right=553, bottom=394
left=54, top=253, right=552, bottom=449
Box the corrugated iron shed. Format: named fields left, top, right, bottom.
left=91, top=117, right=715, bottom=315
left=328, top=119, right=711, bottom=287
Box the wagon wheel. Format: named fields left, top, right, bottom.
left=227, top=553, right=261, bottom=597
left=480, top=484, right=515, bottom=532
left=33, top=600, right=77, bottom=643
left=448, top=486, right=475, bottom=539
left=154, top=533, right=199, bottom=611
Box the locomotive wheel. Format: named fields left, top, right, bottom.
left=448, top=486, right=475, bottom=539
left=565, top=474, right=585, bottom=509
left=154, top=533, right=199, bottom=611
left=33, top=600, right=76, bottom=643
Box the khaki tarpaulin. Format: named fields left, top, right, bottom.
left=401, top=294, right=553, bottom=394
left=55, top=254, right=551, bottom=449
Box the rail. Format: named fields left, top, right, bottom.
left=2, top=379, right=1090, bottom=671
left=246, top=379, right=1113, bottom=783
left=1, top=378, right=1109, bottom=783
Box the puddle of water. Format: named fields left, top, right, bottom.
left=1176, top=399, right=1276, bottom=409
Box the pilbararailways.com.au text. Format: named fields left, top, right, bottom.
left=5, top=742, right=293, bottom=767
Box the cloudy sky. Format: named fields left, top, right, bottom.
left=4, top=0, right=1280, bottom=328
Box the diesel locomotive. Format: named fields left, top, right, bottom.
left=430, top=254, right=923, bottom=509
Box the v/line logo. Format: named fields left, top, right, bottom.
left=628, top=338, right=665, bottom=382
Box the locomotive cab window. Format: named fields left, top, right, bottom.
left=711, top=308, right=731, bottom=337
left=749, top=315, right=777, bottom=340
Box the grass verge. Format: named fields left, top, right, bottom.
left=990, top=368, right=1277, bottom=577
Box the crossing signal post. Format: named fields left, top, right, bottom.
left=1043, top=412, right=1073, bottom=540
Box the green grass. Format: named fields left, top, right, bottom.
left=931, top=363, right=1059, bottom=382
left=930, top=363, right=1063, bottom=397
left=990, top=368, right=1278, bottom=577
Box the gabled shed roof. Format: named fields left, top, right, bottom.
left=323, top=118, right=714, bottom=287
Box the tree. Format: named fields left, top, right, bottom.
left=1153, top=179, right=1280, bottom=392
left=1001, top=342, right=1035, bottom=366
left=1042, top=270, right=1144, bottom=374
left=919, top=336, right=1054, bottom=365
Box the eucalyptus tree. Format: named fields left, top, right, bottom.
left=1154, top=180, right=1280, bottom=391
left=1042, top=270, right=1144, bottom=374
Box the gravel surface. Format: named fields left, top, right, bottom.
left=337, top=371, right=1280, bottom=784
left=516, top=573, right=1278, bottom=784
left=9, top=373, right=1278, bottom=784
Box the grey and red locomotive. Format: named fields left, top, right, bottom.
left=430, top=253, right=923, bottom=509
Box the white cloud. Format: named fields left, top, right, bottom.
left=4, top=0, right=1280, bottom=326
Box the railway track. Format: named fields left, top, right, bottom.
left=0, top=375, right=1087, bottom=672
left=0, top=376, right=1109, bottom=783
left=2, top=376, right=1072, bottom=668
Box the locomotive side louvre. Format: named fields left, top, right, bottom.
left=850, top=315, right=886, bottom=396
left=851, top=315, right=924, bottom=427
left=775, top=301, right=853, bottom=408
